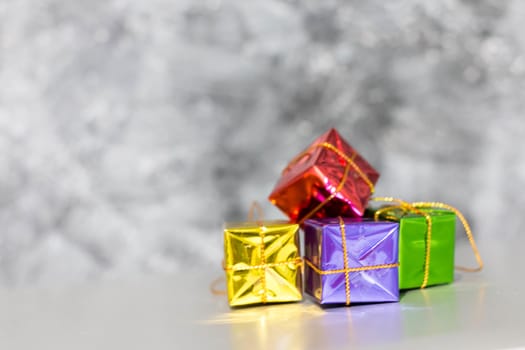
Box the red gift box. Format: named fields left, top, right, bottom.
left=269, top=128, right=379, bottom=223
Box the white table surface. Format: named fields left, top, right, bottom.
left=0, top=238, right=523, bottom=350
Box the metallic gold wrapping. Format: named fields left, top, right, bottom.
left=223, top=221, right=302, bottom=307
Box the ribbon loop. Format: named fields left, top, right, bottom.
left=411, top=201, right=483, bottom=272
left=247, top=201, right=264, bottom=224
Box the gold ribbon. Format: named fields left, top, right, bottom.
left=258, top=229, right=268, bottom=303
left=303, top=217, right=399, bottom=305
left=283, top=142, right=375, bottom=224
left=247, top=201, right=264, bottom=224
left=210, top=277, right=227, bottom=296
left=371, top=197, right=484, bottom=289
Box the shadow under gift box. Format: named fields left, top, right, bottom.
left=303, top=218, right=399, bottom=305
left=268, top=128, right=379, bottom=223
left=369, top=208, right=455, bottom=290
left=223, top=221, right=302, bottom=307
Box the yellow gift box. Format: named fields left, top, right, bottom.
left=223, top=221, right=303, bottom=307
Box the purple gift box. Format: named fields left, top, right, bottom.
left=304, top=217, right=400, bottom=305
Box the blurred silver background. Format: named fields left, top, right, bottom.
left=0, top=0, right=523, bottom=286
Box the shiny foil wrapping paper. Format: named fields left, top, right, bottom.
left=372, top=208, right=455, bottom=290
left=223, top=221, right=302, bottom=307
left=268, top=128, right=379, bottom=223
left=303, top=218, right=399, bottom=305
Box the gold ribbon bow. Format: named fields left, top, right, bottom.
left=283, top=142, right=375, bottom=224
left=371, top=197, right=484, bottom=289
left=303, top=217, right=399, bottom=305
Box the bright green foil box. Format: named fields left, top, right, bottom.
left=375, top=208, right=455, bottom=290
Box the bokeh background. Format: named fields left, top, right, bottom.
left=0, top=0, right=524, bottom=286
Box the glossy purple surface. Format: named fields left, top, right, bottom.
left=304, top=218, right=399, bottom=305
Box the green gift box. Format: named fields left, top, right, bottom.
left=371, top=206, right=455, bottom=290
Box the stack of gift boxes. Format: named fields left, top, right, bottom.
left=223, top=128, right=482, bottom=307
